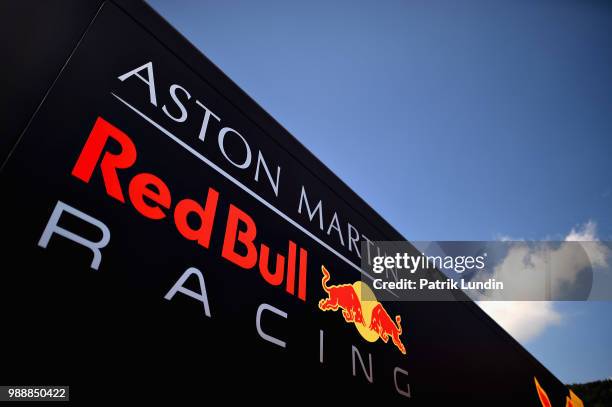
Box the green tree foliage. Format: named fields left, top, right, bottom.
left=568, top=379, right=612, bottom=407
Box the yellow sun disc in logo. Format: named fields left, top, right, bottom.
left=352, top=281, right=380, bottom=342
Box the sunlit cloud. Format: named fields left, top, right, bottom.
left=479, top=221, right=609, bottom=343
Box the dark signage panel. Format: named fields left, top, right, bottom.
left=1, top=1, right=573, bottom=404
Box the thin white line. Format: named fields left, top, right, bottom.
left=110, top=92, right=387, bottom=288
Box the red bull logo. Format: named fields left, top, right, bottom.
left=369, top=303, right=405, bottom=354
left=318, top=266, right=406, bottom=355
left=319, top=265, right=365, bottom=325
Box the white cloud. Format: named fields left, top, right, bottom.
left=494, top=234, right=521, bottom=242
left=565, top=220, right=608, bottom=268
left=478, top=221, right=609, bottom=343
left=565, top=220, right=598, bottom=241
left=478, top=301, right=561, bottom=342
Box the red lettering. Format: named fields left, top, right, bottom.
left=128, top=173, right=171, bottom=219
left=259, top=244, right=285, bottom=286
left=174, top=188, right=219, bottom=249
left=72, top=116, right=308, bottom=300
left=221, top=204, right=257, bottom=269
left=285, top=241, right=297, bottom=295
left=298, top=247, right=308, bottom=301
left=72, top=116, right=137, bottom=202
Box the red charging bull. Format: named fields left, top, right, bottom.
left=318, top=266, right=365, bottom=325
left=318, top=265, right=407, bottom=355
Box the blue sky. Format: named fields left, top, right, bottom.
left=147, top=0, right=612, bottom=383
